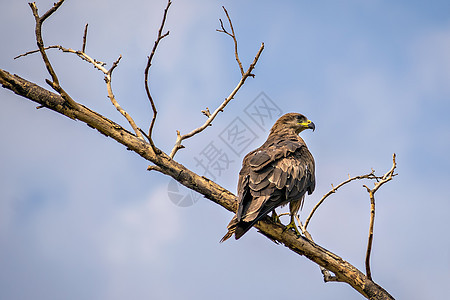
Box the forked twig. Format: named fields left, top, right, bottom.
left=293, top=154, right=397, bottom=282
left=304, top=171, right=383, bottom=230
left=28, top=0, right=79, bottom=110
left=144, top=0, right=172, bottom=154
left=169, top=42, right=264, bottom=158
left=169, top=6, right=264, bottom=158
left=17, top=45, right=106, bottom=71
left=15, top=46, right=58, bottom=60
left=363, top=153, right=397, bottom=280
left=217, top=6, right=244, bottom=76
left=104, top=55, right=145, bottom=140
left=16, top=41, right=144, bottom=140
left=27, top=0, right=141, bottom=139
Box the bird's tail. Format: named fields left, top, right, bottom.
left=220, top=215, right=260, bottom=242
left=220, top=230, right=234, bottom=243
left=234, top=221, right=255, bottom=240
left=220, top=216, right=237, bottom=243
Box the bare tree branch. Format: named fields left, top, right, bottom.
left=16, top=45, right=107, bottom=71
left=104, top=55, right=146, bottom=140
left=169, top=42, right=264, bottom=158
left=28, top=0, right=79, bottom=110
left=16, top=43, right=145, bottom=140
left=304, top=170, right=383, bottom=230
left=363, top=154, right=397, bottom=280
left=14, top=46, right=57, bottom=60
left=82, top=23, right=88, bottom=53
left=39, top=0, right=65, bottom=23
left=217, top=6, right=244, bottom=76
left=201, top=107, right=211, bottom=117
left=144, top=0, right=172, bottom=154
left=365, top=188, right=376, bottom=281
left=283, top=156, right=397, bottom=284
left=168, top=7, right=263, bottom=158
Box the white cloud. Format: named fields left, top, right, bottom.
left=102, top=186, right=181, bottom=266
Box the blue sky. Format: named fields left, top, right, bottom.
left=1, top=0, right=449, bottom=299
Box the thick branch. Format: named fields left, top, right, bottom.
left=0, top=69, right=394, bottom=300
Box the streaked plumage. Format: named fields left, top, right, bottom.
left=221, top=113, right=315, bottom=242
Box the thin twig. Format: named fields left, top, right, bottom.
left=364, top=189, right=376, bottom=281
left=216, top=6, right=244, bottom=76
left=40, top=0, right=65, bottom=23
left=82, top=23, right=88, bottom=53
left=147, top=165, right=163, bottom=172
left=144, top=0, right=172, bottom=154
left=201, top=107, right=211, bottom=117
left=15, top=45, right=59, bottom=59
left=304, top=171, right=383, bottom=230
left=169, top=42, right=264, bottom=158
left=139, top=128, right=151, bottom=142
left=22, top=0, right=146, bottom=142
left=17, top=45, right=108, bottom=73
left=363, top=153, right=397, bottom=280
left=28, top=0, right=79, bottom=110
left=169, top=6, right=263, bottom=158
left=104, top=56, right=145, bottom=140
left=16, top=45, right=106, bottom=69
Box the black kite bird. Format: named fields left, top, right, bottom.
left=221, top=113, right=316, bottom=242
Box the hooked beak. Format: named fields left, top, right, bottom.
left=300, top=120, right=315, bottom=132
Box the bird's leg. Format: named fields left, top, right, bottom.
left=284, top=214, right=302, bottom=237
left=270, top=209, right=280, bottom=224
left=284, top=199, right=303, bottom=237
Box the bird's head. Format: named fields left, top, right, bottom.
left=270, top=112, right=315, bottom=135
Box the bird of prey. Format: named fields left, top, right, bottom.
left=221, top=112, right=315, bottom=242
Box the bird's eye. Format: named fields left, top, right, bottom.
left=296, top=116, right=305, bottom=123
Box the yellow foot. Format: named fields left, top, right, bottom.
left=283, top=219, right=302, bottom=237
left=270, top=210, right=280, bottom=224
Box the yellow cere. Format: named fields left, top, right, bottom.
left=298, top=120, right=312, bottom=126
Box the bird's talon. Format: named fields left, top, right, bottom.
left=284, top=221, right=302, bottom=237
left=270, top=211, right=280, bottom=224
